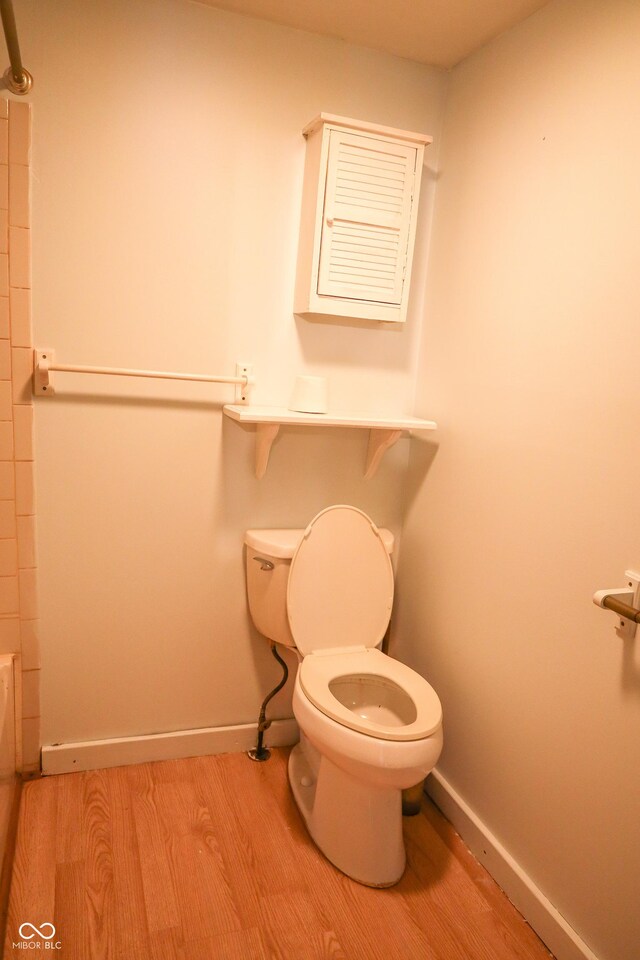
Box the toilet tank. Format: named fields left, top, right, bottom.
left=244, top=527, right=394, bottom=649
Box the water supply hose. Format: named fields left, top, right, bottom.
left=247, top=644, right=289, bottom=762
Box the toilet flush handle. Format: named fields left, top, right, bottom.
left=252, top=556, right=274, bottom=571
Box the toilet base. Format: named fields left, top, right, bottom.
left=288, top=740, right=406, bottom=887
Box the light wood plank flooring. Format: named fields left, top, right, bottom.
left=3, top=749, right=554, bottom=960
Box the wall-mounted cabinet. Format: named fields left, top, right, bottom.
left=294, top=114, right=432, bottom=324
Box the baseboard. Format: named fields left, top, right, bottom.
left=426, top=769, right=598, bottom=960
left=41, top=718, right=299, bottom=776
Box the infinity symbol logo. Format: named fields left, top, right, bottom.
left=18, top=922, right=56, bottom=940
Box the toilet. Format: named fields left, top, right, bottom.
left=244, top=505, right=443, bottom=887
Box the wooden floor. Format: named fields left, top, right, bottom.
left=3, top=749, right=553, bottom=960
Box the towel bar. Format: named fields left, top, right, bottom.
left=33, top=349, right=254, bottom=403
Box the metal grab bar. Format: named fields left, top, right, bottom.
left=0, top=0, right=32, bottom=94
left=601, top=595, right=640, bottom=624
left=33, top=349, right=254, bottom=402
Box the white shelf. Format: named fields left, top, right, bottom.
left=223, top=405, right=437, bottom=479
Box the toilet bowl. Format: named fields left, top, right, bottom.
left=244, top=504, right=443, bottom=887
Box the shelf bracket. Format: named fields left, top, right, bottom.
left=364, top=429, right=403, bottom=480
left=255, top=423, right=280, bottom=479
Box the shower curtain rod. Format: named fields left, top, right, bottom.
left=0, top=0, right=32, bottom=95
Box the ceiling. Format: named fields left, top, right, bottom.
left=195, top=0, right=551, bottom=68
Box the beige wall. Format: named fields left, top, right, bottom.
left=16, top=0, right=447, bottom=745
left=396, top=2, right=640, bottom=959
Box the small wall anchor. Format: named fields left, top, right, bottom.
left=593, top=570, right=640, bottom=639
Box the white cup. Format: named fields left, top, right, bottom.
left=288, top=375, right=329, bottom=414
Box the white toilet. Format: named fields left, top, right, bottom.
left=244, top=505, right=443, bottom=887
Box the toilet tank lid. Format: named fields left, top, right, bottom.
left=245, top=527, right=394, bottom=559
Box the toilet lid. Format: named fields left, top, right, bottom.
left=287, top=505, right=394, bottom=656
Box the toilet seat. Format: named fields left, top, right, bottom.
left=288, top=505, right=442, bottom=743
left=299, top=647, right=442, bottom=742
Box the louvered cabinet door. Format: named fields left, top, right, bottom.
left=317, top=131, right=417, bottom=305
